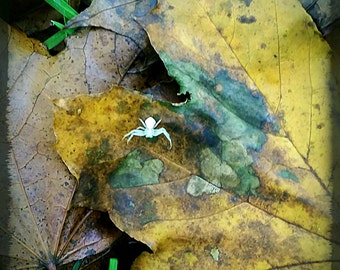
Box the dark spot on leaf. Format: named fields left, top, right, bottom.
left=186, top=200, right=200, bottom=211
left=217, top=27, right=223, bottom=34
left=317, top=123, right=325, bottom=129
left=201, top=127, right=220, bottom=147
left=240, top=0, right=253, bottom=7
left=230, top=196, right=240, bottom=203
left=79, top=173, right=99, bottom=197
left=237, top=15, right=256, bottom=24
left=113, top=191, right=136, bottom=217
left=85, top=249, right=96, bottom=256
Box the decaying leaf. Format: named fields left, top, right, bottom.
left=132, top=204, right=334, bottom=269
left=66, top=0, right=166, bottom=93
left=139, top=0, right=340, bottom=218
left=0, top=17, right=143, bottom=268
left=133, top=0, right=340, bottom=266
left=66, top=0, right=156, bottom=49
left=53, top=0, right=340, bottom=268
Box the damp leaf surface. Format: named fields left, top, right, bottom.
left=52, top=0, right=340, bottom=269
left=132, top=0, right=340, bottom=267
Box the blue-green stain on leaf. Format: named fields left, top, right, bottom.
left=86, top=138, right=111, bottom=165
left=109, top=149, right=163, bottom=188
left=113, top=190, right=158, bottom=225
left=113, top=191, right=136, bottom=217
left=158, top=52, right=277, bottom=149
left=222, top=140, right=252, bottom=167
left=138, top=200, right=157, bottom=225
left=278, top=169, right=299, bottom=183
left=234, top=166, right=259, bottom=195
left=134, top=0, right=158, bottom=17
left=213, top=70, right=270, bottom=129
left=85, top=249, right=96, bottom=256
left=158, top=52, right=278, bottom=195
left=199, top=147, right=239, bottom=189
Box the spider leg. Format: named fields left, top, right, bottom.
left=123, top=127, right=145, bottom=137
left=122, top=126, right=144, bottom=139
left=122, top=129, right=146, bottom=143
left=139, top=118, right=147, bottom=128
left=153, top=128, right=172, bottom=149
left=154, top=119, right=162, bottom=128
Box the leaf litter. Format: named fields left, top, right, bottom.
left=54, top=0, right=340, bottom=269
left=2, top=0, right=340, bottom=269
left=0, top=0, right=162, bottom=267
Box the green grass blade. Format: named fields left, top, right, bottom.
left=109, top=258, right=118, bottom=270
left=45, top=0, right=78, bottom=20
left=44, top=28, right=76, bottom=49
left=50, top=20, right=65, bottom=30
left=72, top=259, right=83, bottom=270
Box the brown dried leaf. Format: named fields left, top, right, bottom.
left=0, top=19, right=138, bottom=268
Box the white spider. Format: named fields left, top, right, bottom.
left=122, top=117, right=172, bottom=149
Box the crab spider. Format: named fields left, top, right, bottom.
left=122, top=117, right=172, bottom=149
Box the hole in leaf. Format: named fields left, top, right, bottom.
left=126, top=44, right=190, bottom=104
